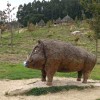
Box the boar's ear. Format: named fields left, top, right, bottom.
left=38, top=40, right=45, bottom=49
left=38, top=40, right=42, bottom=44
left=38, top=40, right=44, bottom=47
left=38, top=40, right=43, bottom=45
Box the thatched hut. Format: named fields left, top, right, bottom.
left=62, top=15, right=73, bottom=23
left=54, top=17, right=62, bottom=24
left=38, top=19, right=45, bottom=27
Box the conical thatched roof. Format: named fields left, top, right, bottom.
left=62, top=15, right=73, bottom=23
left=55, top=17, right=62, bottom=24
left=38, top=19, right=45, bottom=26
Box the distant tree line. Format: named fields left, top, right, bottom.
left=17, top=0, right=92, bottom=27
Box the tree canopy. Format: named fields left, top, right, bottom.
left=17, top=0, right=92, bottom=26
left=80, top=0, right=100, bottom=59
left=80, top=0, right=100, bottom=38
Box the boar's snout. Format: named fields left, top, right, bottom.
left=24, top=54, right=34, bottom=68
left=23, top=61, right=29, bottom=67
left=24, top=57, right=34, bottom=67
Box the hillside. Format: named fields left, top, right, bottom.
left=0, top=22, right=100, bottom=80
left=0, top=22, right=97, bottom=63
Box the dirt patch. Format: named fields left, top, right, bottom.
left=0, top=54, right=26, bottom=63
left=0, top=77, right=100, bottom=100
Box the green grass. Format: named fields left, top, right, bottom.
left=0, top=62, right=100, bottom=80
left=0, top=62, right=76, bottom=80
left=91, top=64, right=100, bottom=80
left=25, top=85, right=93, bottom=96
left=0, top=63, right=41, bottom=80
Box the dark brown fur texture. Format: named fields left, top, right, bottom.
left=25, top=40, right=96, bottom=86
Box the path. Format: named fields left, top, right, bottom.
left=0, top=77, right=100, bottom=100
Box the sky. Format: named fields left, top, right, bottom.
left=0, top=0, right=47, bottom=20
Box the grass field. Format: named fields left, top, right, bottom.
left=0, top=22, right=96, bottom=55
left=0, top=22, right=100, bottom=80
left=0, top=63, right=100, bottom=80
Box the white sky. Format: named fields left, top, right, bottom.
left=0, top=0, right=47, bottom=20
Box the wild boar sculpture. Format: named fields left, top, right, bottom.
left=24, top=40, right=96, bottom=86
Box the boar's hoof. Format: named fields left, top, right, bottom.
left=77, top=78, right=81, bottom=81
left=82, top=81, right=87, bottom=84
left=46, top=82, right=52, bottom=86
left=41, top=79, right=46, bottom=82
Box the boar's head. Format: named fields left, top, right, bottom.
left=24, top=40, right=46, bottom=69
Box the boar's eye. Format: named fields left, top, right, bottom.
left=34, top=49, right=37, bottom=53
left=33, top=46, right=40, bottom=54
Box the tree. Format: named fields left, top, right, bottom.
left=4, top=1, right=16, bottom=53
left=17, top=0, right=98, bottom=27
left=17, top=0, right=85, bottom=26
left=80, top=0, right=100, bottom=59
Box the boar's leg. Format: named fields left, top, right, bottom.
left=77, top=71, right=82, bottom=81
left=46, top=70, right=56, bottom=86
left=82, top=61, right=95, bottom=83
left=41, top=69, right=46, bottom=81
left=45, top=60, right=59, bottom=86
left=82, top=72, right=90, bottom=83
left=46, top=65, right=58, bottom=86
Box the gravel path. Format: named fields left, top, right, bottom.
left=0, top=77, right=100, bottom=100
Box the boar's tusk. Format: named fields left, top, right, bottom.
left=23, top=61, right=27, bottom=67
left=27, top=55, right=28, bottom=59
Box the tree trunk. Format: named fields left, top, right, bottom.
left=95, top=37, right=98, bottom=60
left=10, top=27, right=13, bottom=53
left=0, top=29, right=2, bottom=46
left=18, top=22, right=19, bottom=34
